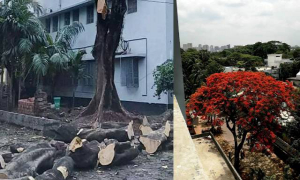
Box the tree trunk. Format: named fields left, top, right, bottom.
left=76, top=0, right=141, bottom=128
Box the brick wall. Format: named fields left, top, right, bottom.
left=18, top=98, right=35, bottom=115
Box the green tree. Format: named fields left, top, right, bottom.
left=181, top=49, right=224, bottom=99
left=153, top=59, right=173, bottom=99
left=66, top=50, right=88, bottom=108
left=293, top=48, right=300, bottom=60
left=0, top=0, right=46, bottom=109
left=32, top=22, right=84, bottom=98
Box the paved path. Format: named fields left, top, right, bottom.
left=193, top=137, right=235, bottom=180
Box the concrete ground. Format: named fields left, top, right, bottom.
left=193, top=137, right=235, bottom=180
left=174, top=97, right=208, bottom=180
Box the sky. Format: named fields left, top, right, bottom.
left=178, top=0, right=300, bottom=47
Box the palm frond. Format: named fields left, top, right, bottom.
left=18, top=38, right=33, bottom=54
left=32, top=53, right=49, bottom=76
left=55, top=21, right=84, bottom=49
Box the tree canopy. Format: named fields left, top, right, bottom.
left=186, top=71, right=296, bottom=170
left=153, top=59, right=173, bottom=99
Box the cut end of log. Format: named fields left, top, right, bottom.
left=0, top=155, right=5, bottom=169
left=139, top=136, right=162, bottom=154
left=164, top=121, right=171, bottom=137
left=98, top=143, right=115, bottom=166
left=17, top=147, right=25, bottom=153
left=28, top=176, right=35, bottom=180
left=0, top=173, right=8, bottom=179
left=142, top=116, right=150, bottom=126
left=69, top=137, right=83, bottom=152
left=139, top=125, right=153, bottom=136
left=127, top=121, right=134, bottom=140
left=57, top=166, right=68, bottom=179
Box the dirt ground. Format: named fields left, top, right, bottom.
left=0, top=121, right=173, bottom=180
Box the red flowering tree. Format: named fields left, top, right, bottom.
left=186, top=71, right=295, bottom=170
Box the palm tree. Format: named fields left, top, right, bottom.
left=32, top=21, right=84, bottom=98
left=0, top=0, right=46, bottom=109
left=65, top=50, right=87, bottom=108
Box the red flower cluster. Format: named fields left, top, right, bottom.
left=186, top=71, right=296, bottom=148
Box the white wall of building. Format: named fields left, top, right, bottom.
left=267, top=54, right=293, bottom=68
left=37, top=0, right=173, bottom=105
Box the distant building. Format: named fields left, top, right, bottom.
left=183, top=43, right=193, bottom=50
left=210, top=45, right=214, bottom=52
left=202, top=45, right=209, bottom=51
left=214, top=46, right=220, bottom=52
left=233, top=45, right=243, bottom=49
left=266, top=54, right=293, bottom=68
left=197, top=44, right=202, bottom=51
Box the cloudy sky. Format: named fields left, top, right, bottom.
left=178, top=0, right=300, bottom=47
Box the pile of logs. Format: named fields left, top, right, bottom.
left=0, top=116, right=173, bottom=179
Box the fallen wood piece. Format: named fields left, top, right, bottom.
left=98, top=140, right=139, bottom=166
left=139, top=121, right=171, bottom=154
left=43, top=122, right=79, bottom=143
left=77, top=121, right=135, bottom=142
left=35, top=156, right=74, bottom=180
left=10, top=144, right=26, bottom=154
left=139, top=117, right=153, bottom=136
left=0, top=143, right=56, bottom=179
left=50, top=140, right=67, bottom=157
left=68, top=139, right=100, bottom=169
left=0, top=152, right=13, bottom=164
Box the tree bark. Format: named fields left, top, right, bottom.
left=0, top=143, right=56, bottom=179
left=76, top=0, right=141, bottom=128
left=35, top=156, right=74, bottom=180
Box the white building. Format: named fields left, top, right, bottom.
left=266, top=54, right=293, bottom=68
left=36, top=0, right=174, bottom=113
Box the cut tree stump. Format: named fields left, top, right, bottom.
left=35, top=156, right=74, bottom=180
left=139, top=121, right=172, bottom=154
left=77, top=121, right=135, bottom=142
left=0, top=143, right=56, bottom=179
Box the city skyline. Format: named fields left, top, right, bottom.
left=178, top=0, right=300, bottom=47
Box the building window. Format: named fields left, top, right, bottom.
left=79, top=61, right=95, bottom=86
left=46, top=18, right=51, bottom=33
left=86, top=5, right=94, bottom=24
left=52, top=16, right=58, bottom=32
left=121, top=58, right=139, bottom=88
left=64, top=12, right=70, bottom=25
left=73, top=9, right=79, bottom=22
left=127, top=0, right=137, bottom=14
